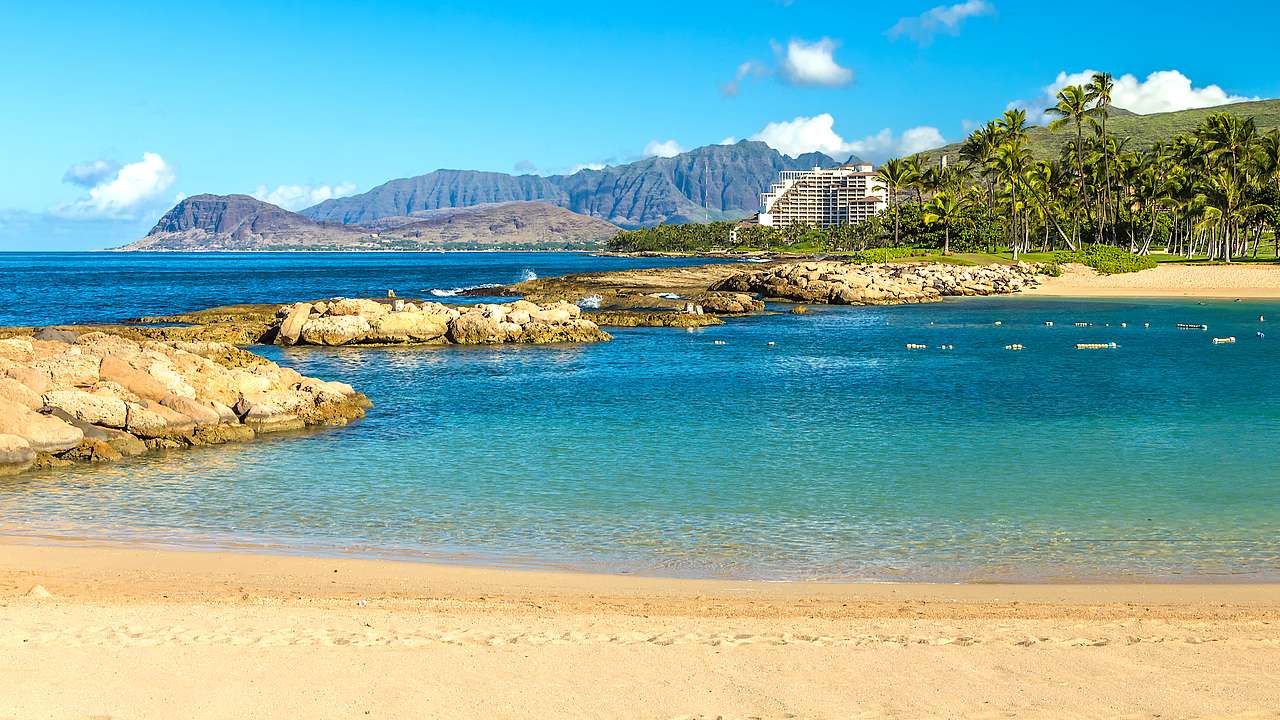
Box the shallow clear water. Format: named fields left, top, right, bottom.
left=2, top=253, right=1279, bottom=581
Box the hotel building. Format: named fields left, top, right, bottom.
left=755, top=164, right=887, bottom=229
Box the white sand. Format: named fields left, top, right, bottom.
left=2, top=541, right=1279, bottom=719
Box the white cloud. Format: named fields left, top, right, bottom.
left=749, top=114, right=944, bottom=161
left=643, top=139, right=685, bottom=158
left=252, top=183, right=357, bottom=211
left=719, top=136, right=738, bottom=145
left=52, top=152, right=176, bottom=220
left=569, top=162, right=607, bottom=173
left=887, top=0, right=994, bottom=45
left=1033, top=69, right=1258, bottom=117
left=778, top=38, right=853, bottom=87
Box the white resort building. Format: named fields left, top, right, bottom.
left=755, top=164, right=887, bottom=229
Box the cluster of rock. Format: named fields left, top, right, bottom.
left=710, top=262, right=1042, bottom=305
left=690, top=292, right=766, bottom=315
left=274, top=298, right=610, bottom=346
left=0, top=332, right=370, bottom=476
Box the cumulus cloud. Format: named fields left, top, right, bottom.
left=1034, top=69, right=1258, bottom=117
left=252, top=183, right=357, bottom=211
left=569, top=162, right=607, bottom=173
left=643, top=139, right=685, bottom=158
left=62, top=159, right=121, bottom=189
left=52, top=152, right=176, bottom=220
left=887, top=0, right=994, bottom=45
left=722, top=37, right=852, bottom=95
left=749, top=114, right=944, bottom=161
left=778, top=38, right=853, bottom=87
left=719, top=136, right=739, bottom=145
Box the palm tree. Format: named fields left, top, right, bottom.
left=1045, top=85, right=1097, bottom=248
left=923, top=191, right=968, bottom=256
left=1086, top=72, right=1115, bottom=242
left=875, top=158, right=912, bottom=246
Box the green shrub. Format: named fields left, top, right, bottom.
left=1051, top=246, right=1157, bottom=274
left=1038, top=262, right=1063, bottom=277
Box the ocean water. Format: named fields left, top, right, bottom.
left=2, top=252, right=1279, bottom=582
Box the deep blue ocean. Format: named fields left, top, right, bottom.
left=2, top=252, right=1278, bottom=582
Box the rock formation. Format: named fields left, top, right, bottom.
left=710, top=262, right=1043, bottom=305
left=0, top=333, right=370, bottom=476
left=272, top=298, right=611, bottom=347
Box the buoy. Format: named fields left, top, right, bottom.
left=1177, top=324, right=1208, bottom=330
left=712, top=340, right=727, bottom=345
left=1144, top=322, right=1150, bottom=328
left=906, top=343, right=928, bottom=350
left=1212, top=337, right=1236, bottom=345
left=1073, top=322, right=1090, bottom=327
left=1005, top=344, right=1024, bottom=351
left=1260, top=316, right=1266, bottom=323
left=766, top=341, right=777, bottom=346
left=994, top=321, right=1002, bottom=326
left=1075, top=342, right=1118, bottom=350
left=1121, top=322, right=1128, bottom=328
left=939, top=344, right=954, bottom=350
left=1044, top=321, right=1054, bottom=327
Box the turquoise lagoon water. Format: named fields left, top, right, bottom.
left=1, top=252, right=1278, bottom=581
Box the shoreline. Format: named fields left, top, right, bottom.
left=4, top=531, right=1279, bottom=587
left=4, top=541, right=1280, bottom=718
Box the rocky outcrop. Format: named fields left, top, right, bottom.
left=0, top=332, right=370, bottom=476
left=710, top=262, right=1042, bottom=305
left=691, top=292, right=766, bottom=315
left=274, top=298, right=610, bottom=347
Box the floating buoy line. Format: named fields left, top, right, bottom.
left=1075, top=342, right=1118, bottom=350
left=1177, top=323, right=1208, bottom=330
left=1212, top=337, right=1236, bottom=345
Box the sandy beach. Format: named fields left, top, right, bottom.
left=1026, top=262, right=1280, bottom=298
left=3, top=541, right=1279, bottom=719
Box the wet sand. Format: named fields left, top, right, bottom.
left=3, top=541, right=1279, bottom=719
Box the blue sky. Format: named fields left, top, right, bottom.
left=3, top=0, right=1279, bottom=249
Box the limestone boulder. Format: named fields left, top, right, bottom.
left=160, top=394, right=224, bottom=427
left=276, top=302, right=313, bottom=346
left=0, top=434, right=35, bottom=476
left=30, top=352, right=100, bottom=388
left=124, top=400, right=195, bottom=439
left=0, top=377, right=43, bottom=410
left=98, top=355, right=171, bottom=401
left=366, top=311, right=450, bottom=343
left=0, top=338, right=34, bottom=361
left=42, top=389, right=128, bottom=428
left=328, top=298, right=388, bottom=318
left=448, top=312, right=504, bottom=344
left=0, top=398, right=84, bottom=453
left=3, top=364, right=52, bottom=394
left=300, top=315, right=371, bottom=345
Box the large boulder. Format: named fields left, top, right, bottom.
left=0, top=377, right=43, bottom=410
left=30, top=352, right=100, bottom=387
left=365, top=311, right=450, bottom=343
left=327, top=298, right=388, bottom=318
left=300, top=315, right=371, bottom=345
left=276, top=302, right=313, bottom=346
left=98, top=355, right=172, bottom=401
left=0, top=434, right=35, bottom=476
left=124, top=401, right=195, bottom=439
left=42, top=389, right=129, bottom=428
left=447, top=312, right=505, bottom=344
left=0, top=398, right=84, bottom=453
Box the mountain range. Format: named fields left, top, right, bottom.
left=119, top=196, right=619, bottom=251
left=300, top=141, right=846, bottom=228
